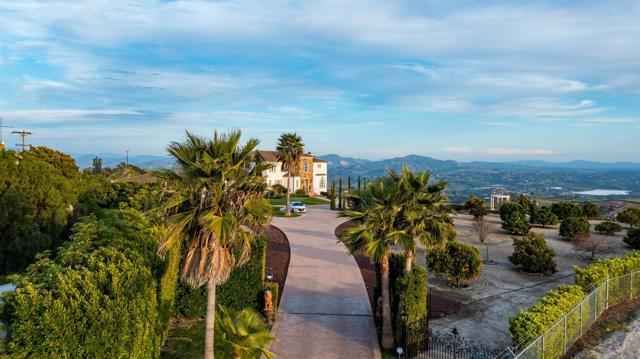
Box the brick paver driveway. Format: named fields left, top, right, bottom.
left=269, top=205, right=380, bottom=359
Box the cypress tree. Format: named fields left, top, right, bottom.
left=348, top=175, right=351, bottom=192
left=330, top=182, right=336, bottom=210
left=338, top=177, right=343, bottom=209
left=357, top=176, right=361, bottom=193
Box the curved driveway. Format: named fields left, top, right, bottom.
left=270, top=205, right=380, bottom=359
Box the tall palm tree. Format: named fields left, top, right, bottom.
left=340, top=177, right=409, bottom=350
left=390, top=166, right=455, bottom=273
left=158, top=130, right=272, bottom=359
left=276, top=133, right=304, bottom=216
left=216, top=306, right=275, bottom=359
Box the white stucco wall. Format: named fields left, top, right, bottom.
left=312, top=162, right=328, bottom=194
left=264, top=161, right=300, bottom=192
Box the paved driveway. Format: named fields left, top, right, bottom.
left=270, top=205, right=380, bottom=359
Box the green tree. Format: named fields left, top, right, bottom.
left=329, top=182, right=336, bottom=210
left=339, top=176, right=410, bottom=350
left=357, top=176, right=361, bottom=193
left=464, top=196, right=488, bottom=218
left=276, top=133, right=304, bottom=216
left=216, top=306, right=275, bottom=359
left=531, top=205, right=559, bottom=227
left=158, top=131, right=272, bottom=359
left=551, top=202, right=584, bottom=220
left=516, top=194, right=535, bottom=215
left=338, top=177, right=343, bottom=209
left=27, top=146, right=79, bottom=178
left=617, top=208, right=640, bottom=228
left=595, top=221, right=622, bottom=235
left=624, top=228, right=640, bottom=249
left=501, top=203, right=530, bottom=235
left=0, top=150, right=77, bottom=274
left=509, top=232, right=557, bottom=274
left=582, top=202, right=600, bottom=219
left=426, top=241, right=482, bottom=288
left=559, top=217, right=590, bottom=240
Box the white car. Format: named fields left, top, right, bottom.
left=280, top=201, right=307, bottom=213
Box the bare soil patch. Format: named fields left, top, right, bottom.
left=264, top=225, right=290, bottom=305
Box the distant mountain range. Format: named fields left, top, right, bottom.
left=71, top=152, right=640, bottom=202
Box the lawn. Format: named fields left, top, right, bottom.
left=269, top=196, right=328, bottom=206
left=271, top=206, right=301, bottom=217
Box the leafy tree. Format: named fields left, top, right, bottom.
left=501, top=203, right=531, bottom=235
left=551, top=202, right=583, bottom=220
left=624, top=228, right=640, bottom=249
left=617, top=208, right=640, bottom=228
left=509, top=232, right=556, bottom=274
left=582, top=202, right=600, bottom=219
left=531, top=205, right=559, bottom=227
left=216, top=306, right=275, bottom=359
left=595, top=221, right=622, bottom=235
left=0, top=150, right=77, bottom=274
left=426, top=241, right=482, bottom=288
left=465, top=196, right=488, bottom=218
left=270, top=183, right=286, bottom=198
left=500, top=202, right=524, bottom=221
left=276, top=133, right=304, bottom=216
left=158, top=131, right=272, bottom=359
left=339, top=176, right=410, bottom=349
left=27, top=146, right=79, bottom=178
left=516, top=194, right=535, bottom=215
left=559, top=217, right=590, bottom=240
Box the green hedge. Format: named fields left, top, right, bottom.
left=0, top=208, right=179, bottom=358
left=509, top=285, right=585, bottom=349
left=395, top=264, right=428, bottom=324
left=574, top=250, right=640, bottom=291
left=174, top=236, right=268, bottom=317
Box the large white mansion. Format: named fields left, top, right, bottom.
left=258, top=150, right=328, bottom=195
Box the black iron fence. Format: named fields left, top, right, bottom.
left=402, top=318, right=498, bottom=359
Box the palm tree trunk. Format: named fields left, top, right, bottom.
left=285, top=171, right=291, bottom=217
left=405, top=249, right=413, bottom=273
left=204, top=281, right=216, bottom=359
left=380, top=252, right=394, bottom=350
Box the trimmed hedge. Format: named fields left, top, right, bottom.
left=509, top=285, right=585, bottom=348
left=174, top=236, right=268, bottom=317
left=0, top=208, right=179, bottom=358
left=395, top=264, right=428, bottom=324
left=574, top=250, right=640, bottom=291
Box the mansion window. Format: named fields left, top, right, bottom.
left=304, top=162, right=309, bottom=172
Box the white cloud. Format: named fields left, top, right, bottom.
left=486, top=98, right=608, bottom=118
left=0, top=109, right=143, bottom=123
left=484, top=148, right=556, bottom=156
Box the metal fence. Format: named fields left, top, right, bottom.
left=403, top=318, right=498, bottom=359
left=496, top=270, right=640, bottom=359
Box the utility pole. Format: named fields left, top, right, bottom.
left=12, top=130, right=33, bottom=152
left=0, top=117, right=14, bottom=148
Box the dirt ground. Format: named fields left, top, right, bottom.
left=418, top=213, right=632, bottom=350
left=264, top=225, right=290, bottom=306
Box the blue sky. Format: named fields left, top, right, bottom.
left=0, top=0, right=639, bottom=161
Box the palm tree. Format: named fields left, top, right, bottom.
left=158, top=130, right=272, bottom=359
left=390, top=166, right=455, bottom=273
left=340, top=177, right=409, bottom=350
left=216, top=306, right=275, bottom=359
left=276, top=133, right=304, bottom=216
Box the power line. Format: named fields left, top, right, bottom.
left=0, top=117, right=14, bottom=145
left=12, top=130, right=33, bottom=152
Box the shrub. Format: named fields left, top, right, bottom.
left=617, top=208, right=640, bottom=228
left=574, top=251, right=640, bottom=291
left=530, top=206, right=558, bottom=227
left=174, top=236, right=268, bottom=317
left=509, top=285, right=585, bottom=348
left=0, top=208, right=177, bottom=358
left=560, top=217, right=590, bottom=240
left=509, top=232, right=557, bottom=274
left=624, top=228, right=640, bottom=249
left=500, top=202, right=524, bottom=221
left=294, top=188, right=308, bottom=196
left=551, top=202, right=584, bottom=220
left=582, top=202, right=600, bottom=219
left=464, top=196, right=488, bottom=218
left=426, top=241, right=482, bottom=288
left=595, top=221, right=622, bottom=235
left=500, top=210, right=531, bottom=235
left=395, top=264, right=428, bottom=324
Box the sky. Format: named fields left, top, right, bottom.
left=0, top=0, right=639, bottom=161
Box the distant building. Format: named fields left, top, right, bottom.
left=490, top=187, right=511, bottom=210
left=258, top=150, right=328, bottom=195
